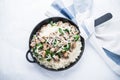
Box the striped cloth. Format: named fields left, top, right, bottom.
left=48, top=0, right=120, bottom=75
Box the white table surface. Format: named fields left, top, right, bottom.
left=0, top=0, right=120, bottom=80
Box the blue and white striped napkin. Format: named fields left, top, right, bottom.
left=46, top=0, right=120, bottom=75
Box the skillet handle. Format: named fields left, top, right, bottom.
left=26, top=50, right=36, bottom=63
left=95, top=13, right=112, bottom=27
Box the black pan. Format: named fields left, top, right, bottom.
left=26, top=13, right=112, bottom=71
left=26, top=17, right=85, bottom=71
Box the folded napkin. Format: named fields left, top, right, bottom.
left=46, top=0, right=120, bottom=75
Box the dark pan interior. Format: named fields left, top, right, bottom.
left=28, top=17, right=85, bottom=71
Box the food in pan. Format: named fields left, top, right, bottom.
left=30, top=21, right=82, bottom=70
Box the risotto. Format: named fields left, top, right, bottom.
left=30, top=21, right=82, bottom=70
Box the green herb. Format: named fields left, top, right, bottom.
left=33, top=47, right=38, bottom=57
left=33, top=35, right=36, bottom=39
left=74, top=34, right=79, bottom=41
left=64, top=29, right=69, bottom=33
left=38, top=55, right=43, bottom=60
left=55, top=48, right=62, bottom=57
left=39, top=58, right=44, bottom=61
left=47, top=58, right=51, bottom=61
left=59, top=28, right=64, bottom=34
left=45, top=49, right=51, bottom=55
left=53, top=39, right=57, bottom=46
left=56, top=52, right=62, bottom=58
left=34, top=52, right=38, bottom=57
left=36, top=43, right=43, bottom=49
left=45, top=52, right=52, bottom=62
left=33, top=47, right=37, bottom=53
left=63, top=43, right=71, bottom=51
left=32, top=43, right=43, bottom=57
left=50, top=21, right=56, bottom=26
left=45, top=49, right=53, bottom=57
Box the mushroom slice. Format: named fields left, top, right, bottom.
left=53, top=55, right=59, bottom=61
left=63, top=52, right=69, bottom=58
left=35, top=39, right=40, bottom=44
left=71, top=42, right=76, bottom=49
left=43, top=43, right=48, bottom=50
left=50, top=48, right=55, bottom=52
left=30, top=41, right=36, bottom=47
left=57, top=21, right=63, bottom=26
left=40, top=37, right=45, bottom=43
left=41, top=51, right=46, bottom=58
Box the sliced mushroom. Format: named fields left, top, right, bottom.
left=71, top=42, right=76, bottom=49
left=53, top=55, right=59, bottom=61
left=48, top=42, right=53, bottom=48
left=40, top=37, right=45, bottom=43
left=64, top=22, right=69, bottom=26
left=30, top=41, right=36, bottom=47
left=57, top=21, right=63, bottom=26
left=63, top=34, right=69, bottom=40
left=50, top=48, right=55, bottom=52
left=70, top=37, right=74, bottom=41
left=43, top=43, right=48, bottom=50
left=55, top=47, right=59, bottom=51
left=75, top=31, right=79, bottom=35
left=36, top=32, right=40, bottom=36
left=63, top=52, right=69, bottom=58
left=35, top=39, right=40, bottom=44
left=41, top=51, right=46, bottom=58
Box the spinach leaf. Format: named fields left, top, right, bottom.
left=45, top=49, right=54, bottom=57
left=63, top=43, right=71, bottom=51
left=74, top=34, right=79, bottom=41
left=64, top=29, right=69, bottom=33
left=56, top=52, right=62, bottom=58
left=50, top=21, right=56, bottom=26
left=45, top=49, right=51, bottom=55
left=33, top=35, right=36, bottom=39
left=45, top=50, right=53, bottom=61
left=53, top=39, right=57, bottom=46
left=33, top=47, right=38, bottom=57
left=36, top=43, right=43, bottom=49
left=59, top=28, right=64, bottom=35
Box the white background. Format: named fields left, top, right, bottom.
left=0, top=0, right=120, bottom=80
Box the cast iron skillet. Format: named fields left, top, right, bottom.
left=26, top=13, right=112, bottom=71
left=26, top=17, right=85, bottom=71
